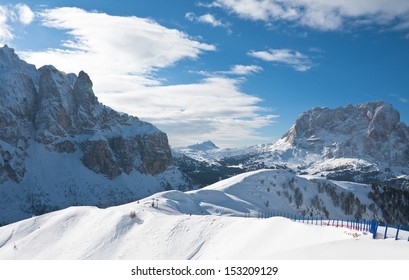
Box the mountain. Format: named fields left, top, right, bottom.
left=268, top=101, right=409, bottom=172
left=174, top=102, right=409, bottom=187
left=185, top=140, right=219, bottom=151
left=0, top=45, right=190, bottom=225
left=174, top=103, right=409, bottom=224
left=1, top=169, right=408, bottom=259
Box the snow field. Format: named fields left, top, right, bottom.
left=1, top=192, right=408, bottom=259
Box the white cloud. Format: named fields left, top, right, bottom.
left=185, top=12, right=195, bottom=22
left=193, top=65, right=263, bottom=77
left=0, top=4, right=35, bottom=44
left=229, top=64, right=263, bottom=75
left=197, top=2, right=223, bottom=8
left=249, top=49, right=312, bottom=72
left=0, top=6, right=13, bottom=43
left=21, top=7, right=274, bottom=147
left=22, top=7, right=215, bottom=92
left=213, top=0, right=409, bottom=31
left=389, top=94, right=409, bottom=103
left=15, top=4, right=35, bottom=25
left=198, top=13, right=224, bottom=27
left=185, top=12, right=230, bottom=30
left=99, top=77, right=277, bottom=147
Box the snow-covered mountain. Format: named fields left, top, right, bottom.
left=0, top=45, right=190, bottom=225
left=267, top=101, right=409, bottom=173
left=1, top=169, right=408, bottom=259
left=185, top=140, right=219, bottom=151
left=174, top=102, right=409, bottom=187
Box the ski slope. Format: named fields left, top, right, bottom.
left=0, top=170, right=408, bottom=259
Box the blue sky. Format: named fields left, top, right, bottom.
left=1, top=0, right=409, bottom=147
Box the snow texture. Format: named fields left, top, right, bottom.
left=0, top=169, right=408, bottom=259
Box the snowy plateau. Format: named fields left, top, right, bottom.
left=0, top=45, right=409, bottom=259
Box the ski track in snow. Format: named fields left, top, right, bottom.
left=0, top=169, right=409, bottom=260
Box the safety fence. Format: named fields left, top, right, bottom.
left=247, top=211, right=409, bottom=241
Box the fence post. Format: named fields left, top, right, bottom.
left=395, top=225, right=400, bottom=241
left=370, top=220, right=378, bottom=239
left=384, top=225, right=388, bottom=239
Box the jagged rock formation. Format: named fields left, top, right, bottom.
left=186, top=140, right=219, bottom=151
left=283, top=102, right=409, bottom=165
left=174, top=103, right=409, bottom=224
left=175, top=102, right=409, bottom=187
left=0, top=45, right=189, bottom=225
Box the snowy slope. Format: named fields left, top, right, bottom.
left=0, top=142, right=187, bottom=225
left=1, top=169, right=408, bottom=260
left=0, top=188, right=408, bottom=260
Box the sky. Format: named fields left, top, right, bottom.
left=0, top=0, right=408, bottom=148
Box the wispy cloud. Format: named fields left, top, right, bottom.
left=20, top=7, right=274, bottom=147
left=212, top=0, right=409, bottom=31
left=197, top=2, right=223, bottom=9
left=185, top=12, right=231, bottom=31
left=389, top=93, right=409, bottom=103
left=101, top=77, right=278, bottom=147
left=228, top=64, right=263, bottom=75
left=22, top=7, right=215, bottom=91
left=248, top=49, right=313, bottom=72
left=191, top=64, right=263, bottom=77
left=0, top=6, right=13, bottom=43
left=0, top=4, right=35, bottom=43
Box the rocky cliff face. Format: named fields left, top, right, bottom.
left=282, top=102, right=409, bottom=165
left=174, top=102, right=409, bottom=188
left=0, top=45, right=189, bottom=225
left=0, top=45, right=173, bottom=181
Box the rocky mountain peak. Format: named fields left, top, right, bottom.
left=282, top=101, right=409, bottom=164
left=0, top=45, right=179, bottom=178
left=0, top=45, right=22, bottom=68
left=0, top=45, right=190, bottom=225
left=186, top=140, right=219, bottom=151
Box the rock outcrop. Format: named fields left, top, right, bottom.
left=282, top=101, right=409, bottom=165
left=0, top=45, right=173, bottom=181
left=0, top=45, right=189, bottom=225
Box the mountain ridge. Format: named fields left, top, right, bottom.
left=174, top=101, right=409, bottom=188
left=0, top=45, right=190, bottom=225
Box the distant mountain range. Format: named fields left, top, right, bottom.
left=173, top=102, right=409, bottom=224
left=174, top=101, right=409, bottom=187
left=1, top=44, right=409, bottom=227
